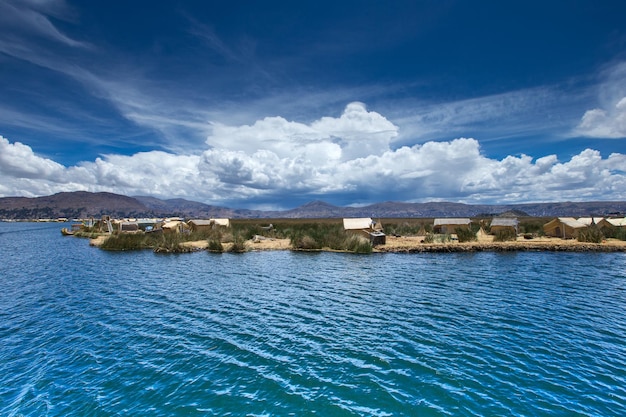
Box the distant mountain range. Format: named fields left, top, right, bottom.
left=1, top=191, right=625, bottom=220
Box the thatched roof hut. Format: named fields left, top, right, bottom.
left=162, top=220, right=190, bottom=234
left=212, top=218, right=230, bottom=228
left=120, top=221, right=139, bottom=232
left=490, top=218, right=518, bottom=235
left=188, top=219, right=231, bottom=232
left=433, top=218, right=471, bottom=234
left=343, top=218, right=376, bottom=230
left=343, top=218, right=385, bottom=245
left=543, top=217, right=587, bottom=239
left=607, top=217, right=626, bottom=227
left=578, top=217, right=616, bottom=233
left=187, top=219, right=214, bottom=232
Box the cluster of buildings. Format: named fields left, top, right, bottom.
left=62, top=214, right=626, bottom=243
left=429, top=216, right=626, bottom=239
left=89, top=217, right=231, bottom=234
left=343, top=216, right=626, bottom=244
left=543, top=217, right=626, bottom=239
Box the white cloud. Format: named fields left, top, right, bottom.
left=311, top=101, right=398, bottom=160
left=206, top=102, right=397, bottom=162
left=2, top=100, right=626, bottom=207
left=575, top=61, right=626, bottom=139
left=576, top=97, right=626, bottom=138
left=0, top=136, right=66, bottom=179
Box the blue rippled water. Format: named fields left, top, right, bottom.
left=1, top=222, right=625, bottom=416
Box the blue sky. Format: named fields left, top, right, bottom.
left=1, top=0, right=626, bottom=209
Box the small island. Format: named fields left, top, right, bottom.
left=63, top=215, right=626, bottom=254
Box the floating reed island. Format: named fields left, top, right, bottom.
left=65, top=215, right=626, bottom=254
left=376, top=236, right=626, bottom=253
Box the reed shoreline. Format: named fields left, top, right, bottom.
left=375, top=242, right=626, bottom=253
left=138, top=236, right=626, bottom=253
left=86, top=228, right=626, bottom=253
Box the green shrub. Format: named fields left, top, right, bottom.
left=455, top=228, right=477, bottom=243
left=518, top=219, right=547, bottom=236
left=493, top=229, right=517, bottom=242
left=99, top=232, right=159, bottom=251
left=577, top=227, right=604, bottom=243
left=291, top=234, right=321, bottom=250
left=153, top=233, right=190, bottom=253
left=73, top=231, right=101, bottom=239
left=602, top=226, right=626, bottom=240
left=207, top=239, right=224, bottom=252
left=288, top=223, right=346, bottom=250
left=437, top=234, right=451, bottom=243
left=100, top=231, right=197, bottom=252
left=344, top=235, right=373, bottom=253
left=227, top=233, right=247, bottom=253
left=385, top=222, right=422, bottom=236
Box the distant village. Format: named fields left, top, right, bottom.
left=43, top=214, right=626, bottom=245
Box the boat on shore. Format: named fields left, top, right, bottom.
left=61, top=223, right=84, bottom=236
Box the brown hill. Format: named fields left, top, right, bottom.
left=0, top=192, right=148, bottom=219
left=0, top=191, right=625, bottom=220
left=134, top=196, right=237, bottom=218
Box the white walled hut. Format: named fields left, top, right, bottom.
left=543, top=217, right=587, bottom=239
left=343, top=218, right=386, bottom=245
left=433, top=218, right=471, bottom=234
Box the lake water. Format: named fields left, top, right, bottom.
left=1, top=222, right=625, bottom=416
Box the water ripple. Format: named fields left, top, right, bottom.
left=1, top=224, right=625, bottom=415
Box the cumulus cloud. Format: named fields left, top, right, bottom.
left=0, top=137, right=66, bottom=179
left=207, top=102, right=397, bottom=162
left=576, top=97, right=626, bottom=138
left=2, top=102, right=626, bottom=207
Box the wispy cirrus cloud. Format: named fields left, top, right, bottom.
left=0, top=0, right=87, bottom=49
left=0, top=1, right=215, bottom=152
left=389, top=84, right=590, bottom=147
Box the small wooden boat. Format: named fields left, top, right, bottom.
left=61, top=228, right=74, bottom=236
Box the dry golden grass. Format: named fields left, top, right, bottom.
left=88, top=217, right=626, bottom=253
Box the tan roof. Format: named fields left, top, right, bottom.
left=434, top=218, right=471, bottom=226
left=343, top=218, right=373, bottom=230
left=607, top=217, right=626, bottom=226
left=490, top=218, right=518, bottom=227
left=577, top=217, right=605, bottom=226
left=212, top=218, right=230, bottom=227
left=188, top=219, right=213, bottom=226
left=557, top=217, right=587, bottom=229
left=162, top=220, right=184, bottom=229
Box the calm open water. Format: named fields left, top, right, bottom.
left=1, top=222, right=625, bottom=416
